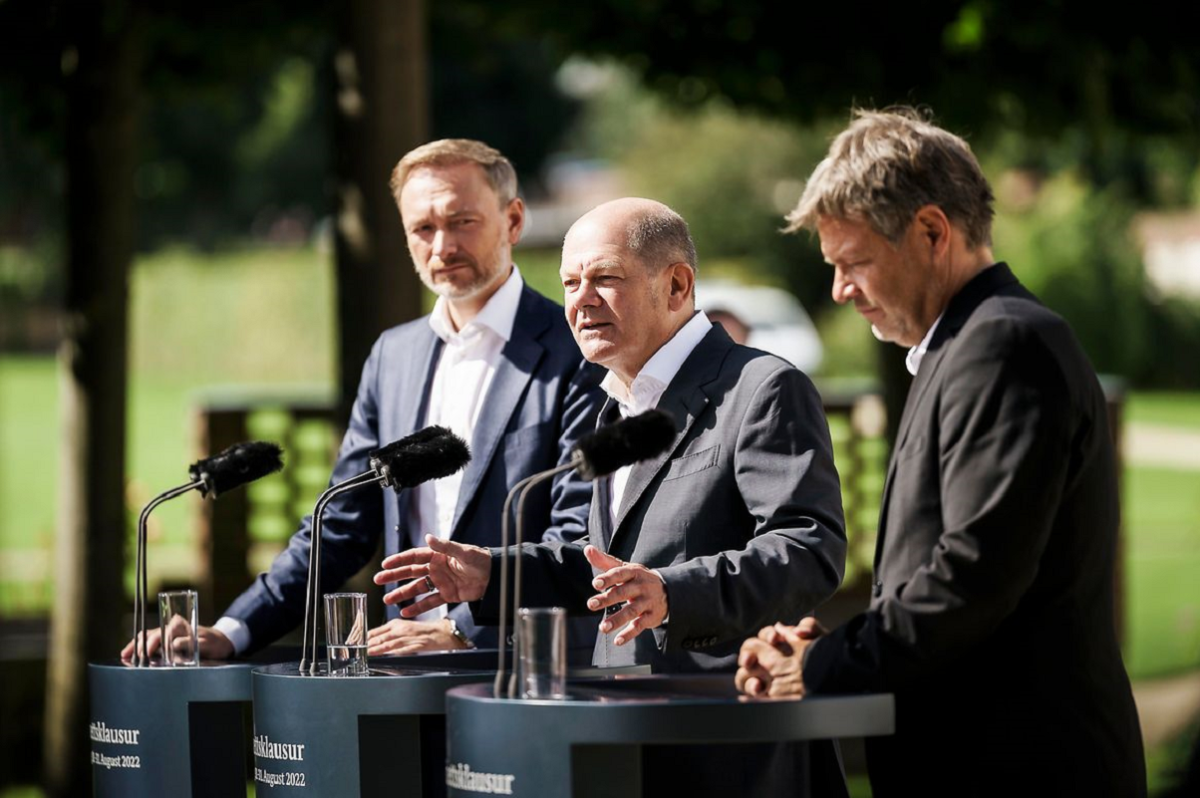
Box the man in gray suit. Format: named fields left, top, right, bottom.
left=735, top=109, right=1145, bottom=796
left=374, top=197, right=847, bottom=673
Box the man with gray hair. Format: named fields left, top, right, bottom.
left=736, top=108, right=1146, bottom=795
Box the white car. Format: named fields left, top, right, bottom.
left=698, top=280, right=823, bottom=374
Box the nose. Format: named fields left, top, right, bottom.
left=432, top=228, right=456, bottom=259
left=831, top=267, right=857, bottom=305
left=575, top=279, right=602, bottom=308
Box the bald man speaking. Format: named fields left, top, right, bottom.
left=375, top=198, right=846, bottom=676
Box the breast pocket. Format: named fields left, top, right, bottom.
left=662, top=445, right=720, bottom=482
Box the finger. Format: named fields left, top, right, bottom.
left=426, top=535, right=469, bottom=556
left=367, top=622, right=395, bottom=642
left=399, top=592, right=448, bottom=618
left=795, top=617, right=827, bottom=638
left=772, top=623, right=804, bottom=651
left=598, top=601, right=641, bottom=635
left=757, top=625, right=785, bottom=645
left=374, top=563, right=431, bottom=585
left=612, top=615, right=646, bottom=647
left=738, top=641, right=762, bottom=670
left=382, top=578, right=430, bottom=606
left=735, top=663, right=770, bottom=693
left=587, top=580, right=638, bottom=612
left=583, top=545, right=623, bottom=573
left=591, top=564, right=641, bottom=592
left=379, top=548, right=433, bottom=570
left=745, top=676, right=767, bottom=696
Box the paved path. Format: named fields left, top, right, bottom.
left=1125, top=423, right=1200, bottom=470
left=1134, top=670, right=1200, bottom=748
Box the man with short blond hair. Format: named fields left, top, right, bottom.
left=737, top=108, right=1146, bottom=796
left=124, top=138, right=603, bottom=661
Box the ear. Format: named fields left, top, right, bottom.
left=913, top=205, right=951, bottom=260
left=505, top=197, right=526, bottom=246
left=665, top=263, right=695, bottom=312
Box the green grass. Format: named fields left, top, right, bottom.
left=1124, top=466, right=1200, bottom=679
left=1126, top=392, right=1200, bottom=430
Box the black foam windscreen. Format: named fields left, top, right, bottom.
left=572, top=409, right=676, bottom=480
left=370, top=425, right=471, bottom=493
left=189, top=441, right=284, bottom=498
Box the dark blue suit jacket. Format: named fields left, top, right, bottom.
left=223, top=284, right=605, bottom=649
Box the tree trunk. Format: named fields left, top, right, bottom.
left=333, top=0, right=428, bottom=418
left=42, top=2, right=142, bottom=795
left=331, top=0, right=428, bottom=623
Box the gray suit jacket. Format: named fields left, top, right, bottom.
left=477, top=324, right=847, bottom=672
left=803, top=264, right=1145, bottom=795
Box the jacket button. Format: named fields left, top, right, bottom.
left=394, top=524, right=401, bottom=533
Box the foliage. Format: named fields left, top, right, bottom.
left=565, top=67, right=837, bottom=313
left=992, top=171, right=1149, bottom=376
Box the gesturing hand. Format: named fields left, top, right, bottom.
left=584, top=545, right=669, bottom=646
left=373, top=535, right=491, bottom=617
left=735, top=617, right=826, bottom=698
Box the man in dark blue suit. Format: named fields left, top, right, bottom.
left=123, top=139, right=602, bottom=660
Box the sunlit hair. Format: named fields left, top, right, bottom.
left=786, top=107, right=995, bottom=248
left=389, top=139, right=518, bottom=207
left=627, top=204, right=698, bottom=275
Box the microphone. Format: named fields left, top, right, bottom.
left=133, top=441, right=284, bottom=666
left=495, top=409, right=677, bottom=698
left=299, top=426, right=470, bottom=675
left=571, top=408, right=677, bottom=480
left=371, top=425, right=472, bottom=492
left=189, top=441, right=287, bottom=498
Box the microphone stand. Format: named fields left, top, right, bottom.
left=494, top=456, right=580, bottom=699
left=298, top=471, right=381, bottom=676
left=133, top=480, right=204, bottom=667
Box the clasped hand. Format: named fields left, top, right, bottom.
left=735, top=617, right=825, bottom=698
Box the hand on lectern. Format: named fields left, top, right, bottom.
left=735, top=617, right=826, bottom=698
left=374, top=535, right=491, bottom=616
left=367, top=618, right=468, bottom=655
left=120, top=625, right=235, bottom=663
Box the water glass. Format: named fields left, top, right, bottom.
left=324, top=592, right=369, bottom=677
left=159, top=590, right=199, bottom=666
left=517, top=606, right=567, bottom=699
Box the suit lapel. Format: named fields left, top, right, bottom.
left=402, top=327, right=444, bottom=433
left=608, top=327, right=730, bottom=552
left=451, top=287, right=548, bottom=530
left=873, top=263, right=1018, bottom=570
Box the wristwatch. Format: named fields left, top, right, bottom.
left=446, top=618, right=473, bottom=649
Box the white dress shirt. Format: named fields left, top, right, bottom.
left=906, top=313, right=943, bottom=376
left=407, top=266, right=523, bottom=620
left=600, top=311, right=712, bottom=530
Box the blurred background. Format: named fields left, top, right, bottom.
left=2, top=1, right=1198, bottom=795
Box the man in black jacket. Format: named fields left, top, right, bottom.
left=736, top=108, right=1146, bottom=797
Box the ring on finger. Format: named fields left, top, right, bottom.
left=424, top=575, right=436, bottom=593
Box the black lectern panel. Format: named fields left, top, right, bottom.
left=89, top=661, right=257, bottom=798
left=251, top=662, right=491, bottom=797
left=446, top=675, right=895, bottom=798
